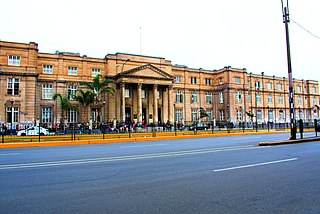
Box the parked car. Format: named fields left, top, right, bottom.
left=17, top=127, right=49, bottom=136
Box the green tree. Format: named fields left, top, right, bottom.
left=80, top=75, right=115, bottom=124
left=246, top=111, right=255, bottom=122
left=52, top=93, right=78, bottom=125
left=74, top=89, right=94, bottom=123
left=80, top=74, right=115, bottom=103
left=199, top=107, right=209, bottom=119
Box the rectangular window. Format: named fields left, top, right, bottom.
left=191, top=92, right=197, bottom=103
left=248, top=94, right=251, bottom=103
left=191, top=77, right=197, bottom=84
left=313, top=98, right=317, bottom=105
left=278, top=95, right=283, bottom=104
left=7, top=78, right=20, bottom=95
left=125, top=89, right=130, bottom=98
left=219, top=110, right=225, bottom=120
left=203, top=110, right=212, bottom=121
left=92, top=68, right=101, bottom=77
left=236, top=91, right=242, bottom=103
left=312, top=87, right=317, bottom=93
left=219, top=78, right=223, bottom=85
left=141, top=89, right=146, bottom=99
left=42, top=65, right=53, bottom=74
left=68, top=66, right=78, bottom=75
left=279, top=110, right=284, bottom=121
left=236, top=109, right=243, bottom=121
left=206, top=92, right=212, bottom=104
left=42, top=84, right=53, bottom=99
left=68, top=85, right=77, bottom=100
left=176, top=91, right=183, bottom=103
left=191, top=109, right=198, bottom=121
left=255, top=81, right=261, bottom=89
left=296, top=85, right=301, bottom=92
left=8, top=55, right=20, bottom=66
left=235, top=77, right=241, bottom=84
left=278, top=83, right=283, bottom=90
left=257, top=110, right=262, bottom=120
left=157, top=91, right=160, bottom=99
left=268, top=94, right=273, bottom=103
left=175, top=76, right=182, bottom=83
left=313, top=109, right=318, bottom=118
left=266, top=82, right=272, bottom=90
left=205, top=78, right=212, bottom=85
left=268, top=110, right=273, bottom=120
left=256, top=94, right=261, bottom=102
left=298, top=96, right=302, bottom=104
left=67, top=109, right=78, bottom=123
left=6, top=107, right=19, bottom=123
left=299, top=110, right=303, bottom=119
left=175, top=109, right=183, bottom=122
left=42, top=107, right=52, bottom=123
left=219, top=92, right=223, bottom=104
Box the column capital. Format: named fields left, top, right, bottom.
left=137, top=83, right=142, bottom=88
left=153, top=84, right=158, bottom=89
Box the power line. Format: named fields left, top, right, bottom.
left=291, top=18, right=320, bottom=40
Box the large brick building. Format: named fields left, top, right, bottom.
left=0, top=40, right=319, bottom=129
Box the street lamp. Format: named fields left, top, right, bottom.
left=281, top=0, right=296, bottom=140
left=173, top=103, right=177, bottom=136
left=227, top=104, right=230, bottom=133
left=267, top=106, right=270, bottom=132
left=10, top=99, right=14, bottom=135
left=255, top=87, right=259, bottom=132
left=119, top=59, right=130, bottom=124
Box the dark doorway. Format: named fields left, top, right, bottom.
left=125, top=107, right=131, bottom=124
left=142, top=108, right=146, bottom=124
left=158, top=108, right=162, bottom=123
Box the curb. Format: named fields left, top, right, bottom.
left=259, top=137, right=320, bottom=146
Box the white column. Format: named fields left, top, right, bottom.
left=121, top=82, right=125, bottom=123
left=153, top=84, right=158, bottom=124
left=137, top=83, right=142, bottom=123
left=168, top=85, right=173, bottom=123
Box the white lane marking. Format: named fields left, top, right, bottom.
left=120, top=144, right=168, bottom=148
left=0, top=153, right=21, bottom=156
left=0, top=145, right=268, bottom=170
left=213, top=158, right=298, bottom=172
left=237, top=136, right=261, bottom=140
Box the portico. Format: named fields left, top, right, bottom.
left=113, top=64, right=174, bottom=125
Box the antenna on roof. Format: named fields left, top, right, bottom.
left=140, top=26, right=142, bottom=55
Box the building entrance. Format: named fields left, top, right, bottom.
left=125, top=107, right=131, bottom=123
left=158, top=108, right=162, bottom=123
left=142, top=108, right=146, bottom=124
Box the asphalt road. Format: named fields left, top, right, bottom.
left=1, top=133, right=320, bottom=214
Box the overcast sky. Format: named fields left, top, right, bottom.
left=1, top=0, right=319, bottom=81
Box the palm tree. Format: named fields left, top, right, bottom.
left=53, top=93, right=78, bottom=127
left=80, top=74, right=115, bottom=103
left=80, top=75, right=115, bottom=124
left=74, top=89, right=94, bottom=123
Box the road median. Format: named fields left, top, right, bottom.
left=259, top=136, right=320, bottom=146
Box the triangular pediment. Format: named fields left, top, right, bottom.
left=114, top=64, right=174, bottom=80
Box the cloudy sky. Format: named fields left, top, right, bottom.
left=1, top=0, right=319, bottom=81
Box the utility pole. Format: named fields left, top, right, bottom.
left=282, top=0, right=296, bottom=140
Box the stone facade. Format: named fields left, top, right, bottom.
left=0, top=40, right=319, bottom=128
